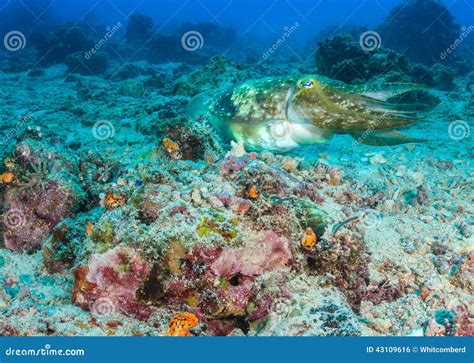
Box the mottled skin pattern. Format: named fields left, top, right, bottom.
left=290, top=76, right=422, bottom=131
left=191, top=75, right=427, bottom=151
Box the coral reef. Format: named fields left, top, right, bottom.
left=65, top=51, right=108, bottom=76
left=211, top=231, right=291, bottom=277
left=125, top=13, right=154, bottom=44
left=314, top=34, right=458, bottom=91
left=72, top=246, right=151, bottom=320
left=2, top=142, right=86, bottom=253
left=30, top=23, right=95, bottom=66
left=315, top=35, right=410, bottom=84
left=0, top=5, right=472, bottom=339
left=378, top=0, right=460, bottom=65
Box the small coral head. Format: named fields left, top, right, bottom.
left=166, top=312, right=199, bottom=336
left=104, top=193, right=125, bottom=209
left=246, top=185, right=259, bottom=199
left=301, top=227, right=317, bottom=250
left=86, top=222, right=93, bottom=236
left=0, top=171, right=14, bottom=184
left=162, top=137, right=182, bottom=160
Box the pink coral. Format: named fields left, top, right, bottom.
left=215, top=278, right=258, bottom=317
left=219, top=155, right=249, bottom=175
left=211, top=231, right=291, bottom=277
left=73, top=246, right=151, bottom=320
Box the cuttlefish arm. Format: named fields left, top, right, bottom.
left=329, top=83, right=430, bottom=145
left=350, top=130, right=427, bottom=146
left=313, top=84, right=430, bottom=132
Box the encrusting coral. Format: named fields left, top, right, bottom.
left=166, top=312, right=199, bottom=336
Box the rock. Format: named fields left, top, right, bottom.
left=3, top=142, right=86, bottom=253
left=65, top=51, right=108, bottom=76
left=72, top=246, right=151, bottom=320
left=191, top=188, right=202, bottom=205
left=119, top=79, right=144, bottom=97
left=282, top=156, right=298, bottom=173
left=369, top=154, right=387, bottom=165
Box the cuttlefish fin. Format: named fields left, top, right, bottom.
left=350, top=130, right=427, bottom=146
left=186, top=93, right=209, bottom=120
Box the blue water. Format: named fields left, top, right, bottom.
left=1, top=0, right=472, bottom=40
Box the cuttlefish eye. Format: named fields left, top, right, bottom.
left=299, top=78, right=316, bottom=89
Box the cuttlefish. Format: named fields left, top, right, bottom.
left=187, top=75, right=434, bottom=152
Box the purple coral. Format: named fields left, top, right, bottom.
left=211, top=231, right=291, bottom=277
left=4, top=181, right=79, bottom=253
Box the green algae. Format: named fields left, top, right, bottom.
left=90, top=220, right=115, bottom=252
left=196, top=211, right=239, bottom=242
left=292, top=198, right=328, bottom=236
